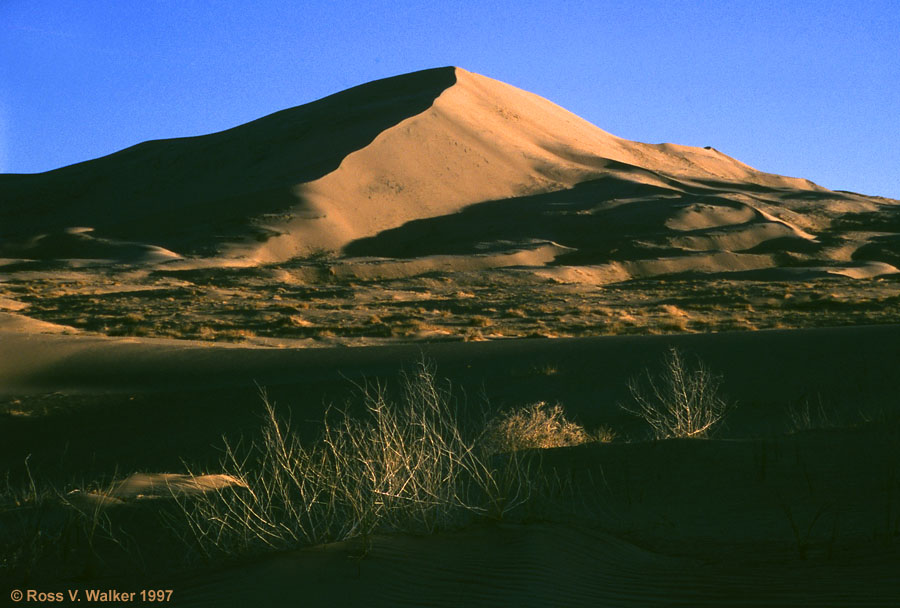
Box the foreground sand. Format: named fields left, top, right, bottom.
left=168, top=519, right=898, bottom=607
left=2, top=325, right=899, bottom=605
left=4, top=322, right=900, bottom=474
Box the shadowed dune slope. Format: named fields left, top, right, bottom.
left=0, top=67, right=459, bottom=256
left=343, top=163, right=900, bottom=283
left=171, top=522, right=898, bottom=607
left=173, top=424, right=900, bottom=607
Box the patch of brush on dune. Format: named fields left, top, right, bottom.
left=7, top=348, right=861, bottom=585
left=151, top=353, right=728, bottom=565
left=0, top=463, right=248, bottom=582
left=480, top=402, right=613, bottom=453
left=171, top=360, right=591, bottom=562
left=0, top=360, right=611, bottom=581
left=621, top=347, right=731, bottom=440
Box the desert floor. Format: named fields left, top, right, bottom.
left=2, top=321, right=899, bottom=606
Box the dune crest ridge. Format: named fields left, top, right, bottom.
left=239, top=67, right=826, bottom=263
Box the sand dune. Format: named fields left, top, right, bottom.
left=245, top=68, right=824, bottom=262
left=3, top=66, right=896, bottom=283
left=343, top=172, right=897, bottom=282
left=3, top=227, right=180, bottom=264
left=171, top=522, right=899, bottom=607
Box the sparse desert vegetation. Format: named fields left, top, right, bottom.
left=4, top=268, right=900, bottom=346
left=622, top=347, right=730, bottom=439
left=3, top=349, right=897, bottom=595
left=1, top=464, right=140, bottom=582
left=173, top=362, right=551, bottom=561
left=0, top=351, right=739, bottom=582
left=480, top=402, right=594, bottom=452
left=0, top=361, right=604, bottom=581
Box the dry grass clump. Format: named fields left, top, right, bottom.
left=622, top=347, right=729, bottom=439
left=0, top=464, right=136, bottom=582
left=480, top=402, right=594, bottom=453
left=172, top=361, right=539, bottom=561
left=593, top=425, right=618, bottom=443
left=787, top=398, right=841, bottom=433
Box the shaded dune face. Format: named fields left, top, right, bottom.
left=342, top=177, right=805, bottom=258
left=0, top=67, right=459, bottom=256
left=1, top=66, right=898, bottom=279
left=344, top=171, right=894, bottom=281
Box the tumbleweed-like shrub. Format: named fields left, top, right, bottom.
left=622, top=347, right=729, bottom=439
left=480, top=402, right=594, bottom=454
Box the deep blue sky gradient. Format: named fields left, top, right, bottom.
left=2, top=1, right=898, bottom=197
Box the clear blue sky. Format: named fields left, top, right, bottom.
left=2, top=1, right=898, bottom=198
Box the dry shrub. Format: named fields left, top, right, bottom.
left=481, top=402, right=592, bottom=453
left=593, top=425, right=617, bottom=443
left=172, top=360, right=539, bottom=561
left=622, top=347, right=729, bottom=439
